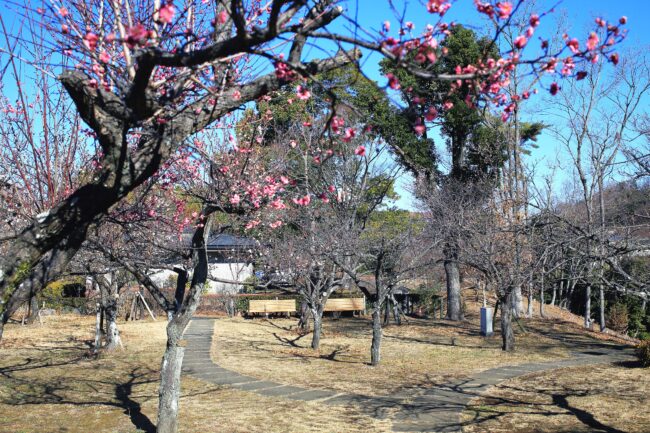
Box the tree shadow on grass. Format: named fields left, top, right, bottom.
left=464, top=381, right=632, bottom=433
left=114, top=368, right=157, bottom=433
left=551, top=392, right=627, bottom=433
left=1, top=361, right=158, bottom=432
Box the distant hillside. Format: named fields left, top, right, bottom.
left=556, top=179, right=650, bottom=239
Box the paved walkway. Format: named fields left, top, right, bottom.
left=182, top=318, right=635, bottom=433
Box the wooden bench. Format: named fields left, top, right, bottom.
left=323, top=297, right=365, bottom=312
left=248, top=299, right=297, bottom=315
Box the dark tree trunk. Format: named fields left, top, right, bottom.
left=501, top=290, right=515, bottom=352
left=392, top=300, right=401, bottom=326
left=566, top=280, right=576, bottom=310
left=539, top=273, right=546, bottom=319
left=599, top=284, right=606, bottom=332
left=370, top=305, right=382, bottom=366
left=311, top=307, right=323, bottom=350
left=298, top=301, right=311, bottom=332
left=383, top=298, right=390, bottom=326
left=25, top=295, right=39, bottom=324
left=584, top=284, right=592, bottom=329
left=444, top=243, right=463, bottom=321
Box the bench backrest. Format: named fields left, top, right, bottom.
left=248, top=299, right=297, bottom=313
left=323, top=297, right=365, bottom=312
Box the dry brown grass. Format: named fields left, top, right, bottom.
left=211, top=299, right=571, bottom=397
left=462, top=363, right=650, bottom=433
left=0, top=292, right=637, bottom=432
left=0, top=315, right=391, bottom=433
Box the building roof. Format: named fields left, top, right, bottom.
left=206, top=233, right=257, bottom=251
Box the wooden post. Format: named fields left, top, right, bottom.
left=127, top=294, right=136, bottom=321
left=93, top=302, right=102, bottom=353
left=139, top=292, right=156, bottom=321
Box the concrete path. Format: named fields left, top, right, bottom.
left=182, top=318, right=635, bottom=433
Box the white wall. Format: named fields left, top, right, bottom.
left=207, top=263, right=253, bottom=294
left=147, top=263, right=253, bottom=294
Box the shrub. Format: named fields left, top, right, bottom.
left=413, top=283, right=442, bottom=316
left=606, top=303, right=629, bottom=333
left=636, top=339, right=650, bottom=368
left=39, top=278, right=90, bottom=313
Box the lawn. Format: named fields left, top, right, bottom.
left=462, top=363, right=650, bottom=433
left=211, top=300, right=573, bottom=397
left=0, top=316, right=391, bottom=433
left=0, top=297, right=640, bottom=433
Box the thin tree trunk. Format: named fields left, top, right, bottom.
left=599, top=284, right=606, bottom=332
left=501, top=290, right=515, bottom=352
left=311, top=307, right=322, bottom=350
left=93, top=302, right=102, bottom=353
left=491, top=299, right=500, bottom=331
left=383, top=298, right=391, bottom=326
left=540, top=273, right=546, bottom=318
left=156, top=215, right=212, bottom=433
left=25, top=295, right=39, bottom=324
left=392, top=297, right=401, bottom=326
left=370, top=304, right=382, bottom=366
left=444, top=243, right=463, bottom=321
left=298, top=301, right=311, bottom=332
left=551, top=281, right=558, bottom=306
left=584, top=284, right=592, bottom=329
left=512, top=285, right=524, bottom=318
left=526, top=284, right=534, bottom=318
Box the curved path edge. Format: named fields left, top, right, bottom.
left=182, top=318, right=635, bottom=433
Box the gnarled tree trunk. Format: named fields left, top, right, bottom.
left=310, top=304, right=325, bottom=350
left=98, top=276, right=121, bottom=351
left=444, top=243, right=463, bottom=321
left=104, top=302, right=121, bottom=350
left=370, top=304, right=382, bottom=366
left=156, top=216, right=211, bottom=433
left=157, top=323, right=185, bottom=433
left=298, top=301, right=311, bottom=332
